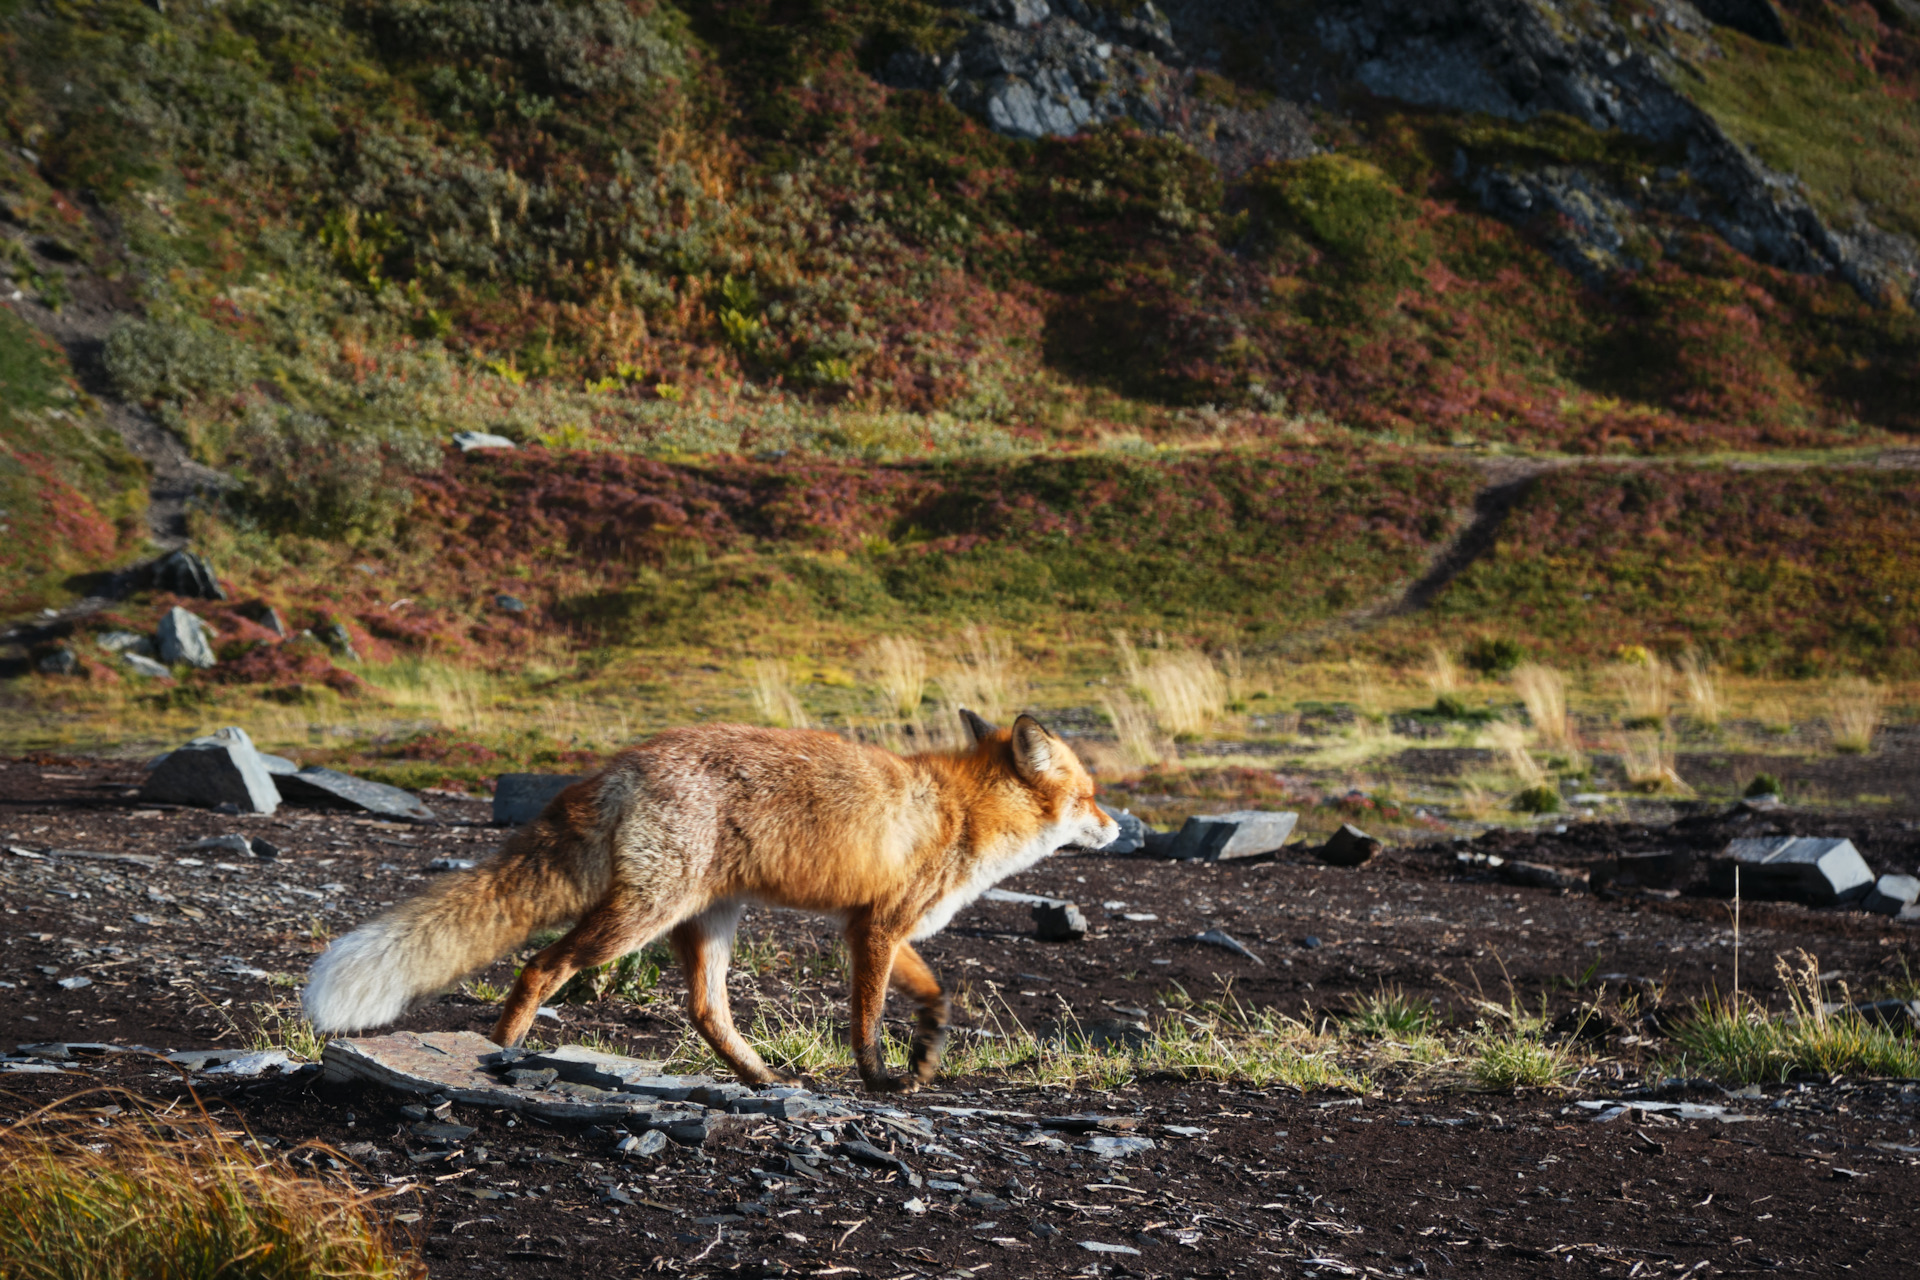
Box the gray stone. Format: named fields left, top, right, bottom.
left=1847, top=998, right=1920, bottom=1030
left=1072, top=1018, right=1152, bottom=1052
left=515, top=1045, right=671, bottom=1091
left=275, top=766, right=434, bottom=821
left=1499, top=860, right=1591, bottom=892
left=97, top=630, right=153, bottom=656
left=1711, top=837, right=1874, bottom=906
left=140, top=727, right=281, bottom=814
left=1862, top=874, right=1920, bottom=916
left=1033, top=900, right=1089, bottom=942
left=315, top=621, right=358, bottom=662
left=1188, top=928, right=1263, bottom=965
left=1316, top=823, right=1380, bottom=867
left=494, top=594, right=527, bottom=613
left=1164, top=810, right=1298, bottom=861
left=17, top=1042, right=128, bottom=1060
left=728, top=1093, right=847, bottom=1121
left=151, top=548, right=226, bottom=601
left=411, top=1121, right=478, bottom=1142
left=452, top=431, right=517, bottom=451
left=493, top=773, right=585, bottom=825
left=123, top=653, right=171, bottom=679
left=427, top=857, right=477, bottom=872
left=1079, top=1134, right=1155, bottom=1159
left=258, top=753, right=300, bottom=775
left=55, top=975, right=91, bottom=990
left=615, top=1129, right=670, bottom=1156
left=180, top=833, right=255, bottom=858
left=1096, top=805, right=1145, bottom=855
left=155, top=606, right=216, bottom=669
left=36, top=648, right=77, bottom=675
left=201, top=1049, right=295, bottom=1076
left=1606, top=849, right=1699, bottom=891
left=255, top=606, right=290, bottom=638
left=165, top=1048, right=257, bottom=1070
left=839, top=1139, right=923, bottom=1187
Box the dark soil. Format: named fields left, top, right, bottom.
left=4, top=755, right=1920, bottom=1278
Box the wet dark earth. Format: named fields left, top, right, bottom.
left=4, top=756, right=1920, bottom=1278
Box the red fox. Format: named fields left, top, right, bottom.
left=303, top=712, right=1117, bottom=1092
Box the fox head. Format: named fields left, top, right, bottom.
left=966, top=709, right=1120, bottom=851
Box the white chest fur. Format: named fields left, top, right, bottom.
left=909, top=819, right=1076, bottom=941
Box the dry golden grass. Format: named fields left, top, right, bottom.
left=938, top=625, right=1020, bottom=723
left=1487, top=721, right=1547, bottom=788
left=1133, top=649, right=1228, bottom=736
left=1620, top=729, right=1691, bottom=794
left=1422, top=645, right=1462, bottom=697
left=746, top=658, right=810, bottom=729
left=1102, top=692, right=1167, bottom=766
left=0, top=1094, right=422, bottom=1280
left=1676, top=649, right=1722, bottom=728
left=1611, top=653, right=1671, bottom=725
left=1511, top=663, right=1577, bottom=755
left=869, top=636, right=927, bottom=719
left=1827, top=677, right=1886, bottom=754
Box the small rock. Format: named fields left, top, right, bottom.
left=1095, top=805, right=1146, bottom=854
left=494, top=594, right=527, bottom=613
left=839, top=1139, right=922, bottom=1187
left=1711, top=837, right=1874, bottom=906
left=507, top=1067, right=560, bottom=1089
left=1163, top=810, right=1298, bottom=861
left=1080, top=1134, right=1155, bottom=1159
left=140, top=726, right=280, bottom=814
left=249, top=837, right=280, bottom=860
left=254, top=605, right=290, bottom=638
left=901, top=1197, right=928, bottom=1215
left=492, top=773, right=584, bottom=825
left=513, top=1045, right=673, bottom=1091
left=410, top=1121, right=478, bottom=1142
left=452, top=431, right=517, bottom=451
left=36, top=648, right=77, bottom=675
left=181, top=833, right=254, bottom=858
left=315, top=621, right=359, bottom=662
left=1073, top=1018, right=1152, bottom=1052
left=1316, top=823, right=1380, bottom=867
left=166, top=1049, right=255, bottom=1071
left=1033, top=900, right=1088, bottom=942
left=1861, top=874, right=1920, bottom=916
left=155, top=606, right=216, bottom=669
left=427, top=857, right=478, bottom=872
left=97, top=630, right=154, bottom=656
left=1301, top=935, right=1322, bottom=949
left=275, top=766, right=433, bottom=821
left=615, top=1129, right=669, bottom=1157
left=55, top=976, right=91, bottom=990
left=1499, top=860, right=1591, bottom=891
left=1188, top=928, right=1263, bottom=964
left=201, top=1049, right=294, bottom=1077
left=123, top=653, right=172, bottom=679
left=1078, top=1240, right=1142, bottom=1255
left=257, top=753, right=300, bottom=775
left=150, top=548, right=226, bottom=600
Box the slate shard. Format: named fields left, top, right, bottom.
left=140, top=726, right=280, bottom=814
left=1316, top=823, right=1380, bottom=867
left=1499, top=860, right=1591, bottom=892
left=1033, top=900, right=1089, bottom=942
left=1164, top=810, right=1298, bottom=860
left=1861, top=873, right=1920, bottom=917
left=1711, top=837, right=1875, bottom=906
left=493, top=773, right=585, bottom=825
left=275, top=766, right=434, bottom=822
left=1189, top=928, right=1263, bottom=965
left=155, top=606, right=217, bottom=669
left=452, top=431, right=517, bottom=451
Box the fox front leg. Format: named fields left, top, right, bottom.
left=890, top=943, right=949, bottom=1084
left=845, top=914, right=916, bottom=1093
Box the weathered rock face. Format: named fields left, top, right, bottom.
left=155, top=606, right=216, bottom=670
left=140, top=726, right=281, bottom=814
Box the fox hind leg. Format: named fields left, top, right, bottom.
left=890, top=943, right=949, bottom=1084
left=670, top=903, right=797, bottom=1086
left=491, top=893, right=675, bottom=1049
left=845, top=913, right=917, bottom=1093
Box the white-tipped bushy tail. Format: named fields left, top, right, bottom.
left=303, top=916, right=436, bottom=1033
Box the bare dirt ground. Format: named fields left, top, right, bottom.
left=4, top=755, right=1920, bottom=1278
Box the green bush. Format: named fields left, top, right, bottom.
left=1512, top=784, right=1562, bottom=814
left=1744, top=772, right=1782, bottom=798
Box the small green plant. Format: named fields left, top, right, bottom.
left=555, top=945, right=669, bottom=1005
left=464, top=978, right=507, bottom=1003
left=1467, top=1027, right=1577, bottom=1091
left=1343, top=986, right=1436, bottom=1039
left=1744, top=772, right=1782, bottom=798
left=1668, top=951, right=1920, bottom=1083
left=244, top=1002, right=326, bottom=1062
left=1463, top=637, right=1525, bottom=677
left=1512, top=784, right=1563, bottom=814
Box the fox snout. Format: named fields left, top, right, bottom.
left=1081, top=804, right=1122, bottom=850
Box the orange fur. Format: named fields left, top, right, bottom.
left=303, top=713, right=1117, bottom=1091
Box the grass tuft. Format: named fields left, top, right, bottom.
left=1827, top=677, right=1885, bottom=754
left=1668, top=951, right=1920, bottom=1083
left=747, top=658, right=810, bottom=729
left=870, top=636, right=928, bottom=719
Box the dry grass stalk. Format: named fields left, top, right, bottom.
left=1113, top=629, right=1146, bottom=688
left=1133, top=650, right=1228, bottom=736
left=0, top=1096, right=422, bottom=1279
left=939, top=625, right=1019, bottom=723
left=1511, top=662, right=1579, bottom=759
left=1487, top=721, right=1547, bottom=788
left=1676, top=649, right=1722, bottom=728
left=1827, top=677, right=1885, bottom=754
left=747, top=659, right=810, bottom=729
left=1620, top=729, right=1691, bottom=794
left=1423, top=646, right=1461, bottom=696
left=1219, top=647, right=1248, bottom=704
left=1611, top=653, right=1670, bottom=724
left=1102, top=693, right=1167, bottom=766
left=870, top=636, right=927, bottom=719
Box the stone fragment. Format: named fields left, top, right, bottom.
left=36, top=648, right=77, bottom=675
left=493, top=773, right=584, bottom=825
left=1163, top=810, right=1297, bottom=861
left=1861, top=874, right=1920, bottom=916
left=140, top=727, right=280, bottom=814
left=515, top=1045, right=672, bottom=1091
left=201, top=1049, right=295, bottom=1076
left=410, top=1121, right=478, bottom=1142
left=151, top=548, right=227, bottom=600
left=840, top=1139, right=923, bottom=1187
left=1080, top=1134, right=1155, bottom=1159
left=1316, top=823, right=1380, bottom=867
left=494, top=594, right=527, bottom=613
left=1899, top=902, right=1920, bottom=925
left=1095, top=805, right=1145, bottom=854
left=1038, top=1113, right=1141, bottom=1133
left=1711, top=837, right=1874, bottom=906
left=155, top=606, right=216, bottom=669
left=615, top=1129, right=669, bottom=1157
left=275, top=766, right=434, bottom=821
left=124, top=653, right=172, bottom=679
left=1499, top=860, right=1590, bottom=891
left=166, top=1049, right=256, bottom=1071
left=661, top=1113, right=756, bottom=1147
left=254, top=605, right=290, bottom=638
left=427, top=857, right=477, bottom=872
left=452, top=431, right=517, bottom=451
left=315, top=621, right=359, bottom=661
left=56, top=976, right=91, bottom=990
left=97, top=630, right=153, bottom=656
left=729, top=1093, right=847, bottom=1121
left=17, top=1042, right=128, bottom=1060
left=1847, top=998, right=1920, bottom=1030
left=1033, top=900, right=1088, bottom=942
left=1188, top=928, right=1263, bottom=964
left=258, top=753, right=299, bottom=775
left=180, top=833, right=254, bottom=858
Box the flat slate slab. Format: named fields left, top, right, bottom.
left=1163, top=810, right=1298, bottom=861
left=493, top=773, right=584, bottom=825
left=1710, top=837, right=1874, bottom=906
left=276, top=766, right=435, bottom=821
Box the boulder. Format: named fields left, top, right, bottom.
left=452, top=431, right=517, bottom=451
left=1033, top=900, right=1089, bottom=942
left=1316, top=823, right=1380, bottom=867
left=493, top=773, right=585, bottom=825
left=123, top=653, right=171, bottom=679
left=151, top=548, right=226, bottom=601
left=1163, top=810, right=1297, bottom=860
left=315, top=621, right=358, bottom=662
left=35, top=648, right=76, bottom=675
left=1710, top=837, right=1874, bottom=906
left=139, top=727, right=280, bottom=814
left=275, top=766, right=434, bottom=821
left=1862, top=874, right=1920, bottom=917
left=1096, top=804, right=1146, bottom=854
left=155, top=606, right=216, bottom=669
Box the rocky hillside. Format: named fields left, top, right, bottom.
left=1, top=0, right=1917, bottom=660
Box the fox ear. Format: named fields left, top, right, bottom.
left=1010, top=713, right=1057, bottom=781
left=959, top=708, right=997, bottom=744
